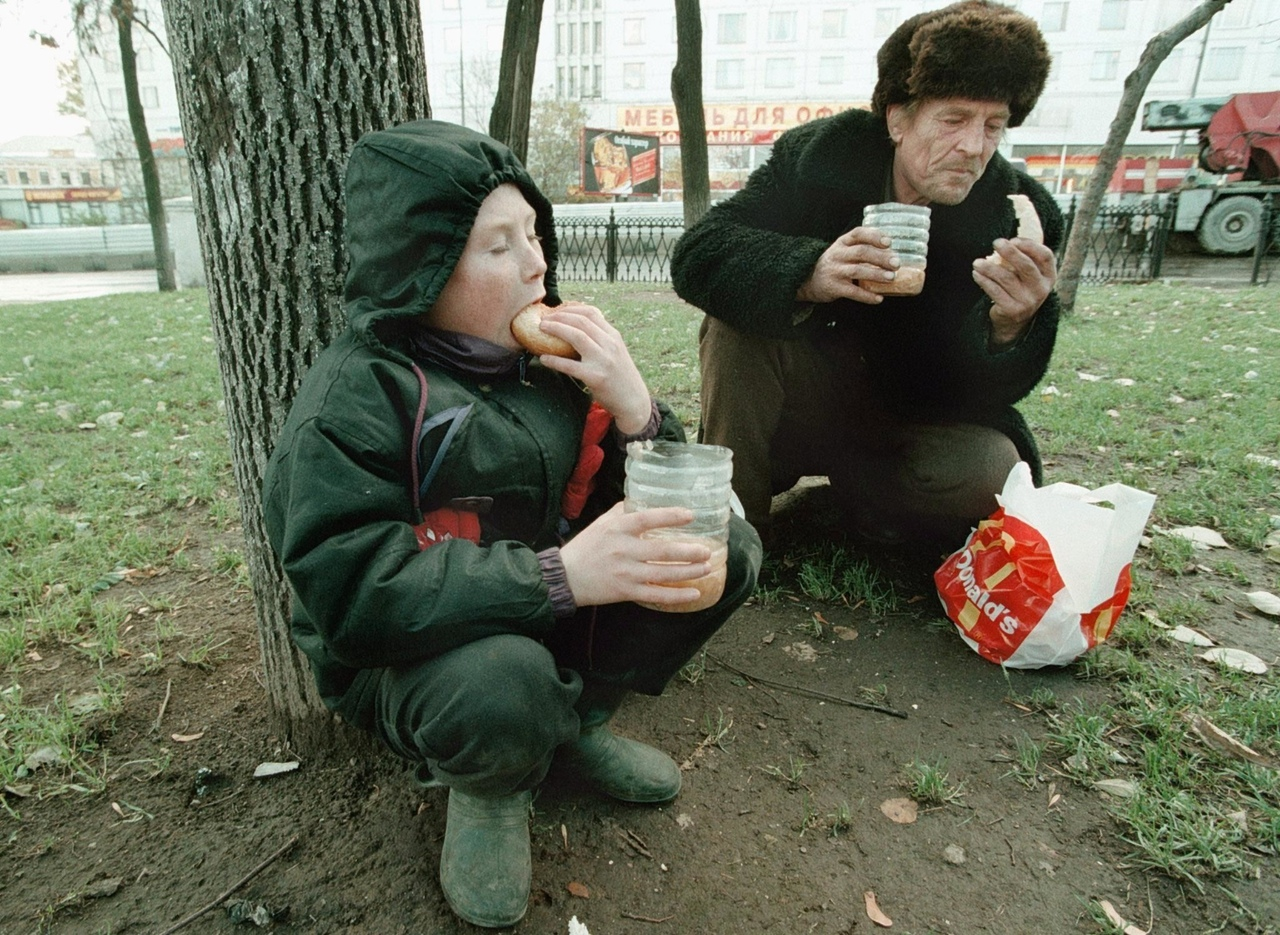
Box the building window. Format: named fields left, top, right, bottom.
left=818, top=55, right=843, bottom=84
left=555, top=23, right=563, bottom=54
left=623, top=62, right=645, bottom=90
left=39, top=170, right=51, bottom=184
left=568, top=24, right=576, bottom=54
left=1099, top=0, right=1127, bottom=30
left=623, top=18, right=643, bottom=44
left=1091, top=50, right=1119, bottom=81
left=109, top=88, right=127, bottom=111
left=718, top=13, right=746, bottom=44
left=556, top=66, right=564, bottom=97
left=568, top=67, right=577, bottom=97
left=1204, top=46, right=1244, bottom=81
left=594, top=21, right=602, bottom=53
left=1041, top=2, right=1068, bottom=32
left=142, top=86, right=159, bottom=108
left=875, top=7, right=900, bottom=38
left=764, top=57, right=796, bottom=88
left=767, top=11, right=796, bottom=42
left=716, top=59, right=745, bottom=89
left=581, top=22, right=590, bottom=52
left=821, top=9, right=846, bottom=39
left=593, top=65, right=602, bottom=97
left=60, top=171, right=72, bottom=184
left=136, top=47, right=154, bottom=71
left=18, top=170, right=30, bottom=184
left=81, top=170, right=92, bottom=184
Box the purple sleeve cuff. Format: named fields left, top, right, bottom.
left=537, top=547, right=577, bottom=618
left=614, top=398, right=661, bottom=448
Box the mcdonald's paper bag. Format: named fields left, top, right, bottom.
left=934, top=462, right=1156, bottom=668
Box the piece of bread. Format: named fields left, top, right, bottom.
left=511, top=302, right=578, bottom=358
left=988, top=193, right=1044, bottom=265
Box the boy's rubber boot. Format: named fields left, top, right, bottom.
left=560, top=683, right=682, bottom=804
left=439, top=788, right=532, bottom=928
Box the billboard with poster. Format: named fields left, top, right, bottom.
left=580, top=128, right=660, bottom=197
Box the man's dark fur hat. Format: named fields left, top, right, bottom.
left=872, top=0, right=1051, bottom=128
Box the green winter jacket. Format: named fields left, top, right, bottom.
left=670, top=107, right=1063, bottom=479
left=262, top=121, right=683, bottom=707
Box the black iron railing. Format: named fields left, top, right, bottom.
left=554, top=211, right=686, bottom=282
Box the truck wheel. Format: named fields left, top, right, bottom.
left=1197, top=196, right=1263, bottom=255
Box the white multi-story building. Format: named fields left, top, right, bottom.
left=421, top=0, right=1280, bottom=197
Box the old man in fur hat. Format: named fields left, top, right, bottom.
left=672, top=0, right=1060, bottom=549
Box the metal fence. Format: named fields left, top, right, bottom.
left=555, top=197, right=1278, bottom=286
left=554, top=213, right=686, bottom=283
left=1061, top=198, right=1175, bottom=284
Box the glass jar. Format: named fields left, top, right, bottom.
left=624, top=440, right=733, bottom=613
left=860, top=202, right=931, bottom=296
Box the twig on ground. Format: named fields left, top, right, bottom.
left=619, top=828, right=653, bottom=859
left=153, top=834, right=299, bottom=935
left=706, top=653, right=909, bottom=718
left=153, top=679, right=172, bottom=733
left=621, top=910, right=674, bottom=923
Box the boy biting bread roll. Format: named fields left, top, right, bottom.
left=511, top=302, right=579, bottom=358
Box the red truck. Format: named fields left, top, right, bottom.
left=1141, top=91, right=1280, bottom=254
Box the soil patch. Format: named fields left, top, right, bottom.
left=3, top=491, right=1277, bottom=935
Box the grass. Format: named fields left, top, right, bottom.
left=2, top=279, right=1279, bottom=896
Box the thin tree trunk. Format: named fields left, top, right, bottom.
left=490, top=0, right=544, bottom=163
left=115, top=0, right=175, bottom=291
left=1057, top=0, right=1231, bottom=311
left=671, top=0, right=708, bottom=227
left=159, top=0, right=430, bottom=749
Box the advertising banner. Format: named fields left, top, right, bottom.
left=581, top=128, right=660, bottom=197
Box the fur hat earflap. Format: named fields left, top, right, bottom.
left=872, top=0, right=1051, bottom=128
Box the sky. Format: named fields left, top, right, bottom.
left=0, top=1, right=90, bottom=142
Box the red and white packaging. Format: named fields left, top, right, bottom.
left=934, top=463, right=1156, bottom=668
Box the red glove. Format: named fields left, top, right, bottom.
left=561, top=402, right=614, bottom=520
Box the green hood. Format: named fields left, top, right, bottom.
left=341, top=120, right=560, bottom=341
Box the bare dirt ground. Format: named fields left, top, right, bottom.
left=3, top=485, right=1277, bottom=935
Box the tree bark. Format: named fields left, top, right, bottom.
left=671, top=0, right=709, bottom=227
left=489, top=0, right=544, bottom=163
left=114, top=0, right=175, bottom=291
left=159, top=0, right=430, bottom=749
left=1056, top=0, right=1231, bottom=311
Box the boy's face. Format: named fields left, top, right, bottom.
left=429, top=182, right=547, bottom=349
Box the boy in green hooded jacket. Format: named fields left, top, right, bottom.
left=262, top=120, right=761, bottom=928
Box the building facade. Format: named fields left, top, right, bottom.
left=421, top=0, right=1280, bottom=199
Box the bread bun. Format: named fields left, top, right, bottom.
left=987, top=194, right=1044, bottom=265
left=511, top=302, right=578, bottom=358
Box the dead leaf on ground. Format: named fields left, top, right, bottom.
left=567, top=881, right=590, bottom=899
left=1162, top=525, right=1230, bottom=549
left=864, top=890, right=893, bottom=927
left=879, top=797, right=917, bottom=824
left=1093, top=778, right=1138, bottom=799
left=833, top=625, right=858, bottom=641
left=171, top=731, right=205, bottom=743
left=1244, top=590, right=1280, bottom=616
left=1199, top=647, right=1268, bottom=674
left=1099, top=898, right=1150, bottom=935
left=1188, top=714, right=1277, bottom=768
left=1169, top=625, right=1214, bottom=647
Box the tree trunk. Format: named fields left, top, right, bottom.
left=159, top=0, right=430, bottom=749
left=489, top=0, right=544, bottom=163
left=1057, top=0, right=1231, bottom=311
left=671, top=0, right=709, bottom=227
left=114, top=0, right=176, bottom=291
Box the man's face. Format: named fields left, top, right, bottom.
left=429, top=182, right=547, bottom=350
left=886, top=98, right=1010, bottom=206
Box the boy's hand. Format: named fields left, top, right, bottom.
left=560, top=503, right=712, bottom=608
left=534, top=303, right=652, bottom=434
